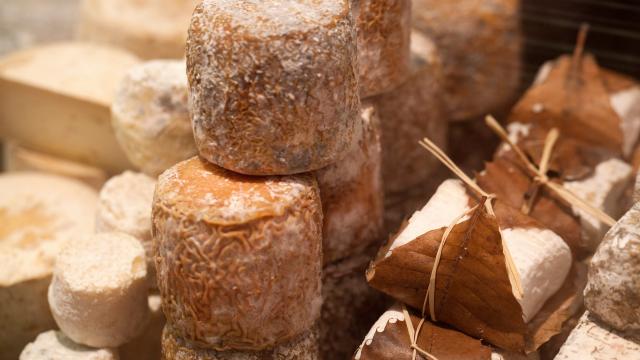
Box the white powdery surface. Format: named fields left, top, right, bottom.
left=20, top=330, right=117, bottom=360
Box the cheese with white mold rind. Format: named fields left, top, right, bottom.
left=554, top=312, right=640, bottom=360
left=19, top=330, right=118, bottom=360
left=387, top=179, right=572, bottom=323
left=563, top=158, right=633, bottom=251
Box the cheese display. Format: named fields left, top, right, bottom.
left=554, top=312, right=640, bottom=360
left=187, top=0, right=358, bottom=175
left=77, top=0, right=199, bottom=59
left=316, top=104, right=384, bottom=264
left=161, top=324, right=320, bottom=360
left=119, top=294, right=165, bottom=360
left=48, top=232, right=149, bottom=348
left=584, top=203, right=640, bottom=332
left=0, top=173, right=98, bottom=360
left=0, top=42, right=139, bottom=173
left=152, top=156, right=323, bottom=350
left=412, top=0, right=522, bottom=121
left=19, top=330, right=118, bottom=360
left=112, top=60, right=196, bottom=177
left=352, top=0, right=411, bottom=97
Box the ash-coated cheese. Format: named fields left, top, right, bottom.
left=584, top=203, right=640, bottom=332
left=563, top=158, right=633, bottom=251
left=0, top=42, right=139, bottom=173
left=413, top=0, right=522, bottom=121
left=352, top=0, right=411, bottom=97
left=120, top=294, right=165, bottom=360
left=19, top=330, right=118, bottom=360
left=0, top=173, right=98, bottom=360
left=48, top=232, right=149, bottom=348
left=370, top=31, right=448, bottom=196
left=3, top=141, right=108, bottom=190
left=388, top=179, right=572, bottom=322
left=161, top=324, right=320, bottom=360
left=112, top=60, right=196, bottom=177
left=316, top=104, right=384, bottom=264
left=554, top=312, right=640, bottom=359
left=96, top=171, right=156, bottom=286
left=77, top=0, right=199, bottom=59
left=187, top=0, right=359, bottom=175
left=152, top=156, right=323, bottom=350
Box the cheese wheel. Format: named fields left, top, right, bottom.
left=369, top=31, right=448, bottom=195
left=120, top=294, right=166, bottom=360
left=152, top=156, right=323, bottom=350
left=388, top=179, right=572, bottom=322
left=112, top=60, right=197, bottom=177
left=19, top=330, right=118, bottom=360
left=48, top=232, right=149, bottom=348
left=187, top=0, right=359, bottom=175
left=320, top=249, right=389, bottom=359
left=412, top=0, right=522, bottom=121
left=353, top=0, right=411, bottom=97
left=3, top=141, right=108, bottom=190
left=161, top=324, right=319, bottom=360
left=0, top=42, right=139, bottom=172
left=0, top=172, right=98, bottom=360
left=316, top=104, right=384, bottom=264
left=77, top=0, right=199, bottom=59
left=96, top=171, right=157, bottom=287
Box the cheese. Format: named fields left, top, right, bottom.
left=152, top=156, right=323, bottom=350
left=0, top=42, right=139, bottom=173
left=119, top=294, right=165, bottom=360
left=77, top=0, right=199, bottom=59
left=19, top=330, right=118, bottom=360
left=388, top=179, right=572, bottom=322
left=0, top=172, right=98, bottom=360
left=3, top=141, right=107, bottom=190
left=554, top=312, right=640, bottom=359
left=316, top=104, right=384, bottom=264
left=187, top=0, right=358, bottom=175
left=584, top=203, right=640, bottom=332
left=563, top=158, right=633, bottom=251
left=161, top=324, right=320, bottom=360
left=48, top=232, right=149, bottom=348
left=412, top=0, right=522, bottom=121
left=352, top=0, right=411, bottom=97
left=112, top=60, right=196, bottom=177
left=95, top=171, right=156, bottom=287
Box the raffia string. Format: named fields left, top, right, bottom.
left=485, top=115, right=616, bottom=227
left=521, top=128, right=559, bottom=214
left=402, top=304, right=439, bottom=360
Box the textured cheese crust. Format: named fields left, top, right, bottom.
left=554, top=312, right=640, bottom=359
left=316, top=105, right=384, bottom=264
left=161, top=324, right=320, bottom=360
left=371, top=31, right=448, bottom=195
left=112, top=60, right=196, bottom=177
left=19, top=331, right=118, bottom=360
left=0, top=42, right=139, bottom=172
left=412, top=0, right=522, bottom=121
left=563, top=158, right=633, bottom=251
left=584, top=204, right=640, bottom=332
left=352, top=0, right=411, bottom=97
left=119, top=294, right=165, bottom=360
left=0, top=172, right=97, bottom=360
left=3, top=142, right=108, bottom=190
left=48, top=232, right=149, bottom=348
left=388, top=179, right=572, bottom=322
left=152, top=157, right=323, bottom=350
left=187, top=0, right=359, bottom=175
left=77, top=0, right=199, bottom=59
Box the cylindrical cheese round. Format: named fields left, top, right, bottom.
left=187, top=0, right=359, bottom=175
left=412, top=0, right=522, bottom=121
left=316, top=104, right=384, bottom=264
left=112, top=60, right=197, bottom=177
left=48, top=232, right=149, bottom=348
left=152, top=156, right=323, bottom=350
left=119, top=294, right=166, bottom=360
left=0, top=173, right=98, bottom=360
left=352, top=0, right=411, bottom=97
left=20, top=330, right=118, bottom=360
left=161, top=325, right=319, bottom=360
left=77, top=0, right=199, bottom=59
